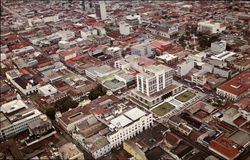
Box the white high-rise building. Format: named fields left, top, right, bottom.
left=119, top=22, right=130, bottom=35
left=95, top=1, right=107, bottom=20
left=137, top=64, right=174, bottom=96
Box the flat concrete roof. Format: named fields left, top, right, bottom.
left=124, top=107, right=146, bottom=121
left=110, top=115, right=132, bottom=128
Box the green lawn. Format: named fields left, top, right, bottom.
left=151, top=102, right=175, bottom=116
left=175, top=91, right=196, bottom=102
left=127, top=96, right=149, bottom=109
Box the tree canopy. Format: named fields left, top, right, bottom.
left=88, top=85, right=107, bottom=100
left=45, top=106, right=56, bottom=120
left=54, top=96, right=78, bottom=112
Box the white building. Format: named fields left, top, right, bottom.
left=216, top=71, right=250, bottom=101
left=55, top=30, right=75, bottom=41
left=131, top=42, right=153, bottom=57
left=6, top=70, right=40, bottom=96
left=177, top=61, right=195, bottom=76
left=38, top=84, right=58, bottom=97
left=114, top=55, right=156, bottom=73
left=0, top=99, right=42, bottom=140
left=106, top=47, right=122, bottom=60
left=197, top=21, right=226, bottom=34
left=95, top=1, right=107, bottom=20
left=95, top=106, right=154, bottom=148
left=126, top=15, right=141, bottom=25
left=13, top=46, right=35, bottom=55
left=119, top=22, right=131, bottom=35
left=191, top=70, right=207, bottom=85
left=85, top=65, right=119, bottom=81
left=67, top=99, right=153, bottom=159
left=43, top=14, right=59, bottom=23
left=210, top=51, right=236, bottom=61
left=58, top=40, right=71, bottom=49
left=137, top=64, right=174, bottom=96
left=131, top=64, right=183, bottom=107
left=211, top=41, right=227, bottom=53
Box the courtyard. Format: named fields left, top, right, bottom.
left=175, top=91, right=196, bottom=103
left=151, top=102, right=176, bottom=116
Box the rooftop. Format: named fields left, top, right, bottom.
left=209, top=133, right=242, bottom=159
left=211, top=51, right=236, bottom=61
left=86, top=65, right=118, bottom=76
left=58, top=142, right=82, bottom=159
left=157, top=53, right=177, bottom=61
left=217, top=70, right=250, bottom=96
left=96, top=99, right=150, bottom=131
left=1, top=99, right=28, bottom=114
left=58, top=95, right=119, bottom=126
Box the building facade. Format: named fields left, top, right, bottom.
left=95, top=1, right=107, bottom=20
left=0, top=99, right=42, bottom=140
left=136, top=64, right=174, bottom=96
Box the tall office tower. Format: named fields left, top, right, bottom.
left=95, top=1, right=107, bottom=20
left=136, top=64, right=174, bottom=96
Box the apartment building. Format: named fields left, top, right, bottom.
left=0, top=99, right=42, bottom=140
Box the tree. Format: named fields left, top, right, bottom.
left=46, top=106, right=56, bottom=120
left=179, top=35, right=186, bottom=47
left=88, top=85, right=107, bottom=100
left=54, top=96, right=78, bottom=112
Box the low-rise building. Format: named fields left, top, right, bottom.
left=25, top=114, right=56, bottom=146
left=216, top=71, right=250, bottom=101
left=123, top=140, right=147, bottom=160
left=208, top=133, right=242, bottom=160
left=233, top=57, right=250, bottom=71
left=58, top=142, right=84, bottom=160
left=85, top=65, right=119, bottom=81
left=197, top=21, right=226, bottom=34
left=114, top=55, right=155, bottom=72
left=12, top=46, right=35, bottom=55
left=38, top=84, right=58, bottom=97
left=56, top=95, right=119, bottom=132
left=71, top=99, right=154, bottom=159
left=5, top=70, right=41, bottom=96
left=146, top=24, right=178, bottom=39
left=131, top=42, right=154, bottom=58
left=156, top=53, right=178, bottom=65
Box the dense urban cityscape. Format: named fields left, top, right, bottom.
left=0, top=0, right=250, bottom=160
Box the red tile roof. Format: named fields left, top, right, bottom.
left=150, top=40, right=172, bottom=51
left=136, top=57, right=155, bottom=67
left=19, top=69, right=30, bottom=75
left=233, top=97, right=250, bottom=112
left=233, top=116, right=247, bottom=126
left=209, top=133, right=241, bottom=159
left=165, top=132, right=181, bottom=146
left=217, top=71, right=250, bottom=96
left=59, top=46, right=81, bottom=57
